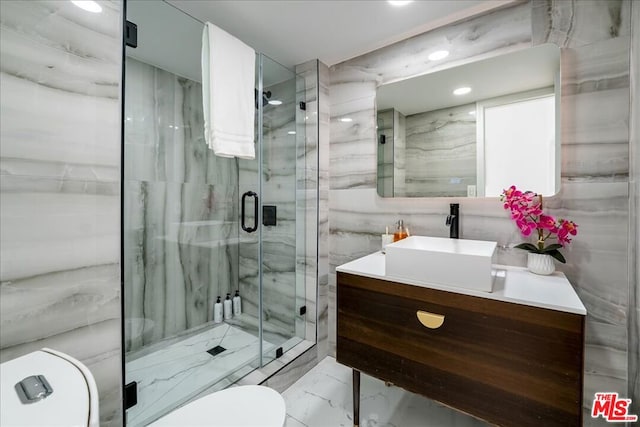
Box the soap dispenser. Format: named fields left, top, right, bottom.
left=393, top=220, right=409, bottom=242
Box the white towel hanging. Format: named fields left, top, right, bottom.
left=202, top=22, right=256, bottom=159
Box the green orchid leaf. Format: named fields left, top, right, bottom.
left=514, top=243, right=540, bottom=253
left=547, top=249, right=566, bottom=264
left=541, top=244, right=563, bottom=253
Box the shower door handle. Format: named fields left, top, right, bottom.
left=241, top=191, right=259, bottom=233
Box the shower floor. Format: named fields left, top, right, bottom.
left=126, top=323, right=274, bottom=426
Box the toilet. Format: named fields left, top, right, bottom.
left=0, top=348, right=99, bottom=427
left=150, top=385, right=286, bottom=427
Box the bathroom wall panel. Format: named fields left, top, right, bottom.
left=629, top=0, right=639, bottom=414
left=532, top=0, right=631, bottom=48
left=328, top=0, right=632, bottom=423
left=317, top=61, right=331, bottom=358
left=0, top=73, right=120, bottom=167
left=0, top=0, right=122, bottom=424
left=562, top=37, right=631, bottom=96
left=561, top=88, right=629, bottom=154
left=331, top=4, right=532, bottom=89
left=124, top=58, right=240, bottom=353
left=296, top=60, right=320, bottom=343
left=331, top=95, right=377, bottom=190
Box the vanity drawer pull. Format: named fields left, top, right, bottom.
left=416, top=311, right=445, bottom=329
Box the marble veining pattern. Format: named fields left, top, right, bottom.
left=328, top=1, right=633, bottom=423
left=628, top=0, right=639, bottom=414
left=317, top=60, right=331, bottom=359
left=238, top=69, right=307, bottom=354
left=283, top=357, right=488, bottom=427
left=402, top=103, right=477, bottom=197
left=126, top=323, right=274, bottom=426
left=0, top=1, right=122, bottom=424
left=124, top=58, right=240, bottom=352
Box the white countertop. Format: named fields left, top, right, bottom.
left=336, top=252, right=587, bottom=315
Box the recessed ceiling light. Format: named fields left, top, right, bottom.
left=268, top=99, right=282, bottom=106
left=388, top=0, right=413, bottom=6
left=468, top=111, right=476, bottom=115
left=71, top=0, right=102, bottom=13
left=453, top=87, right=471, bottom=96
left=339, top=117, right=353, bottom=122
left=288, top=131, right=296, bottom=135
left=428, top=50, right=449, bottom=61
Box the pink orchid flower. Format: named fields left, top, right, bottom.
left=500, top=185, right=578, bottom=262
left=538, top=214, right=557, bottom=231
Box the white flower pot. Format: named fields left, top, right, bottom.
left=527, top=253, right=556, bottom=275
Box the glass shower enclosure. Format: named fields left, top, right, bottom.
left=122, top=1, right=311, bottom=425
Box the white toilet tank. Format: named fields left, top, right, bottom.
left=0, top=348, right=99, bottom=427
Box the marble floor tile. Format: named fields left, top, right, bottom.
left=126, top=324, right=274, bottom=426
left=283, top=357, right=488, bottom=427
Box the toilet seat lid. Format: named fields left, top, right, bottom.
left=151, top=385, right=286, bottom=427
left=0, top=349, right=94, bottom=427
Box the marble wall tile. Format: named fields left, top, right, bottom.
left=0, top=0, right=120, bottom=99
left=331, top=3, right=532, bottom=87
left=532, top=0, right=631, bottom=48
left=317, top=61, right=331, bottom=360
left=0, top=1, right=122, bottom=424
left=331, top=94, right=378, bottom=189
left=124, top=58, right=240, bottom=352
left=629, top=0, right=639, bottom=414
left=328, top=0, right=633, bottom=421
left=296, top=60, right=319, bottom=344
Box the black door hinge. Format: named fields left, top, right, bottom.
left=124, top=381, right=137, bottom=410
left=299, top=305, right=307, bottom=316
left=276, top=347, right=284, bottom=358
left=125, top=21, right=138, bottom=48
left=299, top=101, right=306, bottom=111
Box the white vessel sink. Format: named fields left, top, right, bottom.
left=385, top=236, right=497, bottom=292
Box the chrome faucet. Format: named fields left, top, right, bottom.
left=446, top=203, right=459, bottom=239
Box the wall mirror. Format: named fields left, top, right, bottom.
left=376, top=44, right=560, bottom=198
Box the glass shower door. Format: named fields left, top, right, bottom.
left=123, top=3, right=307, bottom=425
left=123, top=1, right=262, bottom=425
left=257, top=55, right=306, bottom=365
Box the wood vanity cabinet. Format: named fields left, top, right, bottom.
left=336, top=272, right=585, bottom=427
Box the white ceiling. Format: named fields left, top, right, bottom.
left=166, top=0, right=515, bottom=68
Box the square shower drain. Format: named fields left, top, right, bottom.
left=206, top=345, right=226, bottom=357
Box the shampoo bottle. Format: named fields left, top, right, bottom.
left=233, top=290, right=242, bottom=316
left=214, top=296, right=223, bottom=323
left=223, top=293, right=233, bottom=320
